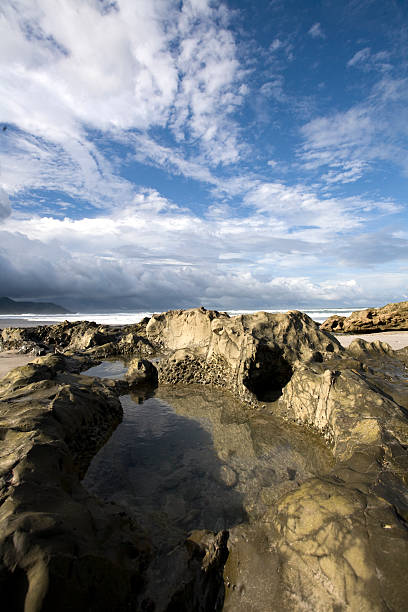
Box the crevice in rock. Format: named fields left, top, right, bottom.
left=243, top=345, right=293, bottom=401
left=0, top=566, right=29, bottom=612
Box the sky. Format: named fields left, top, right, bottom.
left=0, top=0, right=407, bottom=312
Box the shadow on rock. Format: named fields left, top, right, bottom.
left=83, top=392, right=248, bottom=551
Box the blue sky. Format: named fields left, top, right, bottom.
left=0, top=0, right=407, bottom=311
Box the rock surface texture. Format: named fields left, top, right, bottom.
left=0, top=352, right=227, bottom=611
left=321, top=300, right=408, bottom=333
left=0, top=355, right=152, bottom=611
left=0, top=319, right=155, bottom=357
left=143, top=308, right=408, bottom=611
left=146, top=307, right=342, bottom=403
left=0, top=308, right=408, bottom=610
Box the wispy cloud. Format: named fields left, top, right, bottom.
left=0, top=0, right=246, bottom=209
left=299, top=75, right=408, bottom=183
left=347, top=47, right=392, bottom=72
left=0, top=129, right=136, bottom=208
left=308, top=22, right=325, bottom=39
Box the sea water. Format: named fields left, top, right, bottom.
left=0, top=306, right=361, bottom=326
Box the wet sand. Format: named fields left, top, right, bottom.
left=334, top=331, right=408, bottom=350
left=0, top=351, right=36, bottom=380
left=0, top=318, right=56, bottom=329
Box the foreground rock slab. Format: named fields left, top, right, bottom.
left=143, top=308, right=408, bottom=611
left=0, top=355, right=152, bottom=611
left=0, top=352, right=229, bottom=611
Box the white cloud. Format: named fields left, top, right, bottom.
left=299, top=76, right=408, bottom=182
left=308, top=23, right=325, bottom=39
left=347, top=47, right=371, bottom=67
left=0, top=129, right=135, bottom=207
left=171, top=4, right=244, bottom=165
left=347, top=47, right=392, bottom=72
left=0, top=0, right=245, bottom=210
left=321, top=160, right=369, bottom=184
left=1, top=183, right=405, bottom=309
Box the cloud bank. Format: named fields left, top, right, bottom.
left=1, top=186, right=406, bottom=310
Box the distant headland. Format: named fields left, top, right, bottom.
left=0, top=296, right=70, bottom=315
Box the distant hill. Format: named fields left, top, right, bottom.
left=0, top=297, right=71, bottom=315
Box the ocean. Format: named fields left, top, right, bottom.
left=0, top=307, right=360, bottom=327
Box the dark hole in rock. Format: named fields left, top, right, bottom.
left=0, top=567, right=29, bottom=612
left=243, top=345, right=293, bottom=401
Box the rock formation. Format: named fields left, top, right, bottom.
left=146, top=307, right=342, bottom=403
left=0, top=350, right=229, bottom=611
left=142, top=308, right=408, bottom=611
left=0, top=355, right=151, bottom=611
left=321, top=300, right=408, bottom=332
left=0, top=319, right=155, bottom=357
left=0, top=307, right=407, bottom=610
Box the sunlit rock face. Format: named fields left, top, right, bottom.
left=321, top=300, right=408, bottom=333
left=147, top=307, right=342, bottom=402
left=225, top=342, right=408, bottom=611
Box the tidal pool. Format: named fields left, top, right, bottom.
left=82, top=361, right=333, bottom=552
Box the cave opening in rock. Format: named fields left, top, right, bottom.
left=243, top=345, right=293, bottom=401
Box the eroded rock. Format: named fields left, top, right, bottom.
left=125, top=358, right=158, bottom=386
left=1, top=308, right=408, bottom=611
left=0, top=354, right=154, bottom=611
left=144, top=309, right=408, bottom=611
left=150, top=307, right=342, bottom=403
left=0, top=320, right=155, bottom=358
left=0, top=353, right=230, bottom=611
left=321, top=300, right=408, bottom=333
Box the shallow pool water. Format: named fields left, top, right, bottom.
left=82, top=359, right=129, bottom=379
left=82, top=361, right=332, bottom=552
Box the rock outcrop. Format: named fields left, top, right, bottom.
left=146, top=307, right=342, bottom=403
left=321, top=300, right=408, bottom=333
left=0, top=354, right=152, bottom=611
left=1, top=307, right=408, bottom=611
left=140, top=308, right=408, bottom=611
left=125, top=358, right=158, bottom=386
left=0, top=352, right=229, bottom=611
left=0, top=319, right=155, bottom=358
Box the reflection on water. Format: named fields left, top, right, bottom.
left=82, top=359, right=129, bottom=380
left=82, top=362, right=333, bottom=552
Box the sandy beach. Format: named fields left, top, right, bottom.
left=0, top=318, right=56, bottom=329
left=334, top=331, right=408, bottom=351
left=0, top=351, right=37, bottom=380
